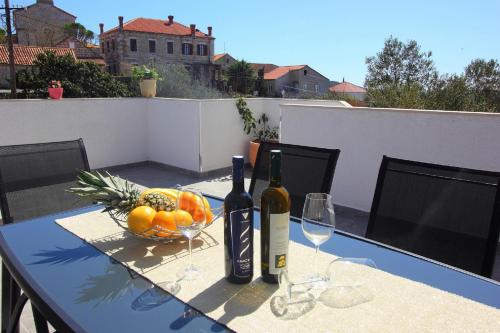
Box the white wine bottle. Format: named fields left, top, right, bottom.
left=260, top=150, right=291, bottom=284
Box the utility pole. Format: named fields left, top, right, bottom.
left=1, top=0, right=23, bottom=99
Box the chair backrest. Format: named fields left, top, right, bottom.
left=249, top=142, right=340, bottom=218
left=0, top=139, right=91, bottom=224
left=366, top=156, right=500, bottom=277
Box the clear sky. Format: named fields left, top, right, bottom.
left=12, top=0, right=500, bottom=86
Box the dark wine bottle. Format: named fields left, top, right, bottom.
left=260, top=150, right=291, bottom=284
left=224, top=156, right=254, bottom=284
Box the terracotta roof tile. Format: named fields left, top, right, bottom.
left=250, top=63, right=278, bottom=74
left=264, top=65, right=306, bottom=80
left=212, top=53, right=226, bottom=62
left=0, top=45, right=76, bottom=65
left=104, top=18, right=211, bottom=38
left=329, top=82, right=367, bottom=93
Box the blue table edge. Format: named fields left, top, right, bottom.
left=0, top=193, right=498, bottom=333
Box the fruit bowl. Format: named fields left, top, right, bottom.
left=108, top=205, right=222, bottom=242
left=68, top=171, right=223, bottom=242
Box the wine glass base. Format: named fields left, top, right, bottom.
left=157, top=280, right=181, bottom=295
left=304, top=274, right=328, bottom=290
left=177, top=266, right=202, bottom=281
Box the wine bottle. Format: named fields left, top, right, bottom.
left=260, top=150, right=291, bottom=284
left=224, top=156, right=254, bottom=284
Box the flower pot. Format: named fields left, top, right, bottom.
left=139, top=79, right=157, bottom=98
left=249, top=140, right=260, bottom=168
left=48, top=87, right=63, bottom=100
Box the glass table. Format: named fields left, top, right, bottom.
left=0, top=196, right=499, bottom=332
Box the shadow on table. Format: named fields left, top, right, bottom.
left=169, top=277, right=278, bottom=331
left=75, top=262, right=148, bottom=306
left=29, top=241, right=101, bottom=265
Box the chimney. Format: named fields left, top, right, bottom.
left=118, top=16, right=124, bottom=33
left=207, top=26, right=212, bottom=37
left=168, top=15, right=174, bottom=25
left=190, top=24, right=196, bottom=37
left=37, top=0, right=54, bottom=5
left=99, top=23, right=104, bottom=35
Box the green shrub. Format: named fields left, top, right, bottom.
left=17, top=51, right=131, bottom=98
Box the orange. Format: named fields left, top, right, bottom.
left=152, top=211, right=177, bottom=237
left=174, top=209, right=193, bottom=227
left=127, top=206, right=156, bottom=236
left=192, top=206, right=206, bottom=223
left=178, top=192, right=194, bottom=212
left=202, top=197, right=214, bottom=223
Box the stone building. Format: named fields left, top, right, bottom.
left=329, top=80, right=367, bottom=104
left=100, top=16, right=217, bottom=86
left=252, top=64, right=330, bottom=97
left=213, top=53, right=236, bottom=76
left=13, top=0, right=76, bottom=46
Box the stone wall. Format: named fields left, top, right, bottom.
left=101, top=30, right=217, bottom=86
left=14, top=1, right=76, bottom=46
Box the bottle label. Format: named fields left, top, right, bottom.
left=269, top=212, right=290, bottom=275
left=230, top=208, right=253, bottom=278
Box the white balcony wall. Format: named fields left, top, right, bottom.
left=148, top=99, right=201, bottom=171
left=0, top=98, right=148, bottom=169
left=198, top=98, right=347, bottom=172
left=281, top=104, right=500, bottom=212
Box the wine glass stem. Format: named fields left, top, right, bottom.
left=188, top=238, right=193, bottom=269
left=314, top=246, right=319, bottom=276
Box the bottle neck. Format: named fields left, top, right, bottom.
left=269, top=157, right=281, bottom=187
left=232, top=163, right=245, bottom=192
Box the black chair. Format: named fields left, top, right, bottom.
left=249, top=142, right=340, bottom=218
left=366, top=156, right=500, bottom=278
left=0, top=139, right=91, bottom=333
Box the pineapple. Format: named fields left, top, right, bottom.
left=139, top=192, right=175, bottom=211
left=68, top=170, right=174, bottom=216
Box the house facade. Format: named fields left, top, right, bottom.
left=100, top=16, right=217, bottom=86
left=0, top=45, right=75, bottom=87
left=13, top=0, right=76, bottom=47
left=212, top=53, right=236, bottom=77
left=329, top=80, right=367, bottom=102
left=256, top=64, right=330, bottom=97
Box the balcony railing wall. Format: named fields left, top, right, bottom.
left=281, top=104, right=500, bottom=211
left=2, top=98, right=499, bottom=212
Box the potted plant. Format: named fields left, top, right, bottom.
left=132, top=65, right=160, bottom=98
left=48, top=80, right=63, bottom=100
left=236, top=97, right=279, bottom=167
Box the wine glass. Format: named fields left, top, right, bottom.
left=175, top=188, right=207, bottom=281
left=301, top=193, right=335, bottom=288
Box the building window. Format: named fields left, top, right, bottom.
left=130, top=39, right=137, bottom=52
left=149, top=40, right=156, bottom=53
left=101, top=43, right=104, bottom=54
left=106, top=41, right=110, bottom=52
left=315, top=84, right=319, bottom=93
left=111, top=39, right=115, bottom=51
left=304, top=69, right=308, bottom=76
left=182, top=43, right=193, bottom=55
left=304, top=83, right=308, bottom=91
left=197, top=44, right=208, bottom=56
left=167, top=41, right=174, bottom=54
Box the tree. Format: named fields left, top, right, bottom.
left=155, top=64, right=223, bottom=99
left=365, top=36, right=437, bottom=89
left=17, top=51, right=131, bottom=98
left=226, top=60, right=256, bottom=94
left=63, top=22, right=95, bottom=45
left=0, top=29, right=5, bottom=44
left=464, top=59, right=500, bottom=112
left=424, top=74, right=476, bottom=111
